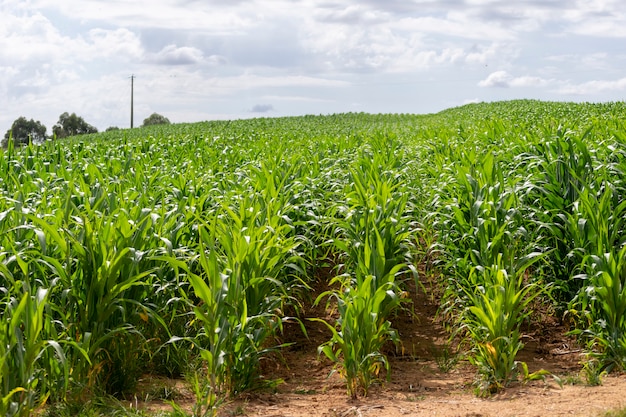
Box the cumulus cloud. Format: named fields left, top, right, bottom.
left=509, top=75, right=551, bottom=88
left=478, top=71, right=512, bottom=88
left=300, top=1, right=523, bottom=73
left=30, top=0, right=256, bottom=33
left=206, top=55, right=228, bottom=66
left=558, top=77, right=626, bottom=95
left=562, top=0, right=626, bottom=37
left=2, top=0, right=626, bottom=131
left=313, top=4, right=389, bottom=25
left=0, top=12, right=78, bottom=62
left=479, top=71, right=550, bottom=88
left=207, top=74, right=350, bottom=93
left=153, top=44, right=203, bottom=65
left=0, top=65, right=19, bottom=75
left=88, top=28, right=143, bottom=60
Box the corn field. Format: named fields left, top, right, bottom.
left=1, top=100, right=626, bottom=415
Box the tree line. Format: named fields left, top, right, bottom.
left=2, top=112, right=171, bottom=147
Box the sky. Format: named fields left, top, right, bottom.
left=1, top=0, right=626, bottom=133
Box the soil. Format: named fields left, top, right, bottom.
left=133, top=276, right=626, bottom=417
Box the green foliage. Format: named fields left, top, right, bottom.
left=0, top=280, right=67, bottom=417
left=160, top=189, right=304, bottom=413
left=0, top=101, right=626, bottom=413
left=142, top=113, right=170, bottom=127
left=53, top=112, right=97, bottom=138
left=604, top=406, right=626, bottom=417
left=313, top=135, right=412, bottom=398
left=574, top=245, right=626, bottom=372
left=523, top=129, right=600, bottom=303
left=462, top=255, right=544, bottom=394
left=313, top=276, right=400, bottom=399
left=580, top=358, right=607, bottom=386
left=3, top=117, right=47, bottom=147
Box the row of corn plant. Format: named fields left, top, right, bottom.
left=0, top=116, right=333, bottom=413
left=1, top=136, right=185, bottom=413
left=315, top=135, right=415, bottom=398
left=518, top=121, right=626, bottom=373
left=425, top=131, right=550, bottom=393
left=520, top=128, right=598, bottom=306
left=567, top=182, right=626, bottom=371
left=423, top=108, right=626, bottom=392
left=0, top=278, right=68, bottom=417
left=161, top=151, right=309, bottom=415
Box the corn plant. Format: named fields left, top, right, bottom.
left=332, top=137, right=417, bottom=286
left=313, top=275, right=400, bottom=399
left=435, top=150, right=530, bottom=317
left=212, top=200, right=303, bottom=393
left=1, top=100, right=626, bottom=412
left=0, top=279, right=67, bottom=417
left=27, top=207, right=161, bottom=395
left=521, top=129, right=598, bottom=304
left=163, top=189, right=305, bottom=413
left=426, top=141, right=554, bottom=393
left=166, top=246, right=229, bottom=417
left=462, top=253, right=544, bottom=394
left=574, top=246, right=626, bottom=372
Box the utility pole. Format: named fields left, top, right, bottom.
left=130, top=74, right=135, bottom=128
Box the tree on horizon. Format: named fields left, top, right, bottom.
left=2, top=117, right=47, bottom=147
left=53, top=112, right=98, bottom=138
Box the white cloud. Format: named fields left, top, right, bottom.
left=463, top=98, right=482, bottom=105
left=478, top=71, right=512, bottom=88
left=0, top=66, right=19, bottom=79
left=563, top=0, right=626, bottom=37
left=88, top=28, right=144, bottom=60
left=31, top=0, right=256, bottom=33
left=2, top=0, right=626, bottom=131
left=479, top=71, right=551, bottom=88
left=421, top=13, right=516, bottom=40
left=313, top=4, right=388, bottom=25
left=558, top=77, right=626, bottom=95
left=152, top=45, right=203, bottom=65
left=465, top=43, right=506, bottom=65
left=509, top=75, right=550, bottom=88
left=0, top=12, right=76, bottom=62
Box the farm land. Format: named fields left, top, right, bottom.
left=2, top=100, right=626, bottom=416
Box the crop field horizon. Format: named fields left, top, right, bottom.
left=2, top=99, right=626, bottom=416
